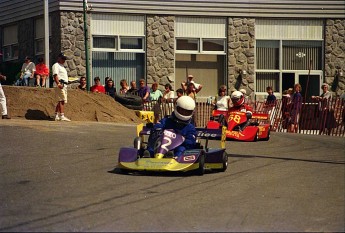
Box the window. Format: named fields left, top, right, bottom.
left=35, top=17, right=52, bottom=55
left=202, top=39, right=225, bottom=52
left=176, top=38, right=199, bottom=51
left=120, top=37, right=143, bottom=50
left=93, top=36, right=144, bottom=52
left=256, top=40, right=279, bottom=70
left=282, top=40, right=322, bottom=70
left=176, top=38, right=226, bottom=54
left=256, top=39, right=323, bottom=94
left=2, top=25, right=18, bottom=61
left=93, top=36, right=117, bottom=49
left=256, top=72, right=280, bottom=93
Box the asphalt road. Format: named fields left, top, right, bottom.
left=0, top=119, right=344, bottom=232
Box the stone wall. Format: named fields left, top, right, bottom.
left=227, top=18, right=255, bottom=94
left=59, top=11, right=88, bottom=79
left=146, top=15, right=175, bottom=89
left=325, top=19, right=345, bottom=96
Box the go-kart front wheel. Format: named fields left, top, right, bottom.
left=194, top=152, right=205, bottom=176
left=262, top=128, right=270, bottom=141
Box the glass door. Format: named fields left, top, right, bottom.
left=298, top=73, right=322, bottom=100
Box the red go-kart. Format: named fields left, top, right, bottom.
left=206, top=110, right=271, bottom=142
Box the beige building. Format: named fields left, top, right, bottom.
left=0, top=0, right=344, bottom=100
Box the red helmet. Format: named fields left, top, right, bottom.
left=231, top=91, right=244, bottom=106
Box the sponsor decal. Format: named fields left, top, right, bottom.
left=184, top=150, right=199, bottom=155
left=226, top=130, right=244, bottom=138
left=197, top=132, right=218, bottom=138
left=163, top=130, right=176, bottom=138
left=183, top=155, right=196, bottom=162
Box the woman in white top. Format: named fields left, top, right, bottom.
left=16, top=56, right=36, bottom=86
left=213, top=87, right=230, bottom=111
left=119, top=79, right=130, bottom=94
left=162, top=83, right=175, bottom=116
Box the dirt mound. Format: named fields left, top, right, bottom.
left=2, top=86, right=142, bottom=124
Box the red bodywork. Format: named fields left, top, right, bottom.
left=206, top=110, right=271, bottom=142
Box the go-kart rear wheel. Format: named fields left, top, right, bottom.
left=262, top=128, right=270, bottom=141
left=253, top=130, right=259, bottom=142
left=194, top=152, right=205, bottom=176
left=220, top=151, right=228, bottom=172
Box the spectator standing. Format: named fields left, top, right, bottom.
left=163, top=83, right=174, bottom=102
left=149, top=82, right=163, bottom=123
left=128, top=81, right=138, bottom=95
left=77, top=76, right=87, bottom=91
left=105, top=78, right=116, bottom=98
left=175, top=88, right=184, bottom=104
left=90, top=77, right=106, bottom=93
left=312, top=83, right=335, bottom=135
left=213, top=86, right=231, bottom=111
left=104, top=77, right=110, bottom=87
left=35, top=57, right=49, bottom=87
left=181, top=74, right=202, bottom=94
left=162, top=83, right=175, bottom=116
left=185, top=82, right=197, bottom=101
left=281, top=88, right=293, bottom=129
left=16, top=56, right=36, bottom=86
left=119, top=79, right=130, bottom=94
left=149, top=82, right=163, bottom=102
left=288, top=83, right=302, bottom=133
left=137, top=79, right=150, bottom=102
left=52, top=53, right=71, bottom=121
left=264, top=86, right=277, bottom=122
left=0, top=73, right=11, bottom=119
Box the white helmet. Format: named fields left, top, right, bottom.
left=231, top=90, right=245, bottom=106
left=174, top=96, right=195, bottom=121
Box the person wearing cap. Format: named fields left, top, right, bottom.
left=52, top=52, right=71, bottom=121
left=16, top=56, right=36, bottom=86
left=312, top=83, right=335, bottom=135
left=181, top=74, right=202, bottom=94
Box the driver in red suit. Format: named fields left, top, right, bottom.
left=228, top=90, right=253, bottom=129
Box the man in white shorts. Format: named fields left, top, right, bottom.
left=52, top=53, right=71, bottom=121
left=0, top=73, right=10, bottom=119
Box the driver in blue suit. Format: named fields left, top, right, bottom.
left=145, top=96, right=197, bottom=157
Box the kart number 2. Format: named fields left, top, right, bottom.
left=154, top=136, right=172, bottom=153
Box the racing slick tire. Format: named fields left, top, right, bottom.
left=194, top=152, right=205, bottom=176
left=253, top=130, right=259, bottom=142
left=219, top=151, right=228, bottom=172
left=115, top=93, right=142, bottom=106
left=262, top=128, right=271, bottom=141
left=123, top=104, right=143, bottom=110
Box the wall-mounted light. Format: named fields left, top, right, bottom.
left=331, top=69, right=344, bottom=92
left=296, top=52, right=306, bottom=58
left=336, top=70, right=343, bottom=78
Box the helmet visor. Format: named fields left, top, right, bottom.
left=231, top=97, right=240, bottom=102
left=176, top=106, right=194, bottom=117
